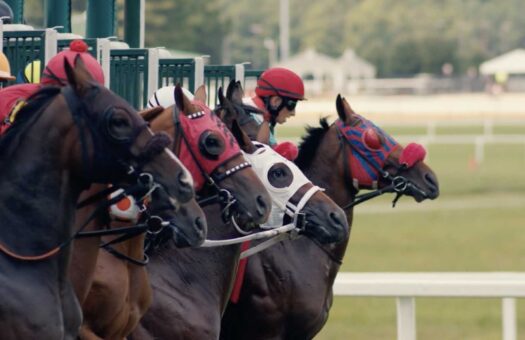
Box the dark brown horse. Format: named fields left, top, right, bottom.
left=131, top=87, right=349, bottom=340
left=220, top=89, right=440, bottom=339
left=79, top=85, right=271, bottom=340
left=0, top=60, right=195, bottom=339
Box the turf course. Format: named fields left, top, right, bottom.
left=277, top=123, right=525, bottom=339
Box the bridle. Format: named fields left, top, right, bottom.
left=171, top=104, right=251, bottom=228
left=335, top=118, right=428, bottom=210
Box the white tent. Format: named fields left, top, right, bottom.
left=479, top=49, right=525, bottom=75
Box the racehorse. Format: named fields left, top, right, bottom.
left=0, top=59, right=195, bottom=339
left=220, top=85, right=440, bottom=339
left=131, top=87, right=349, bottom=340
left=79, top=84, right=272, bottom=339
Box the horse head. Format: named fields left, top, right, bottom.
left=292, top=95, right=439, bottom=210
left=142, top=84, right=271, bottom=231
left=218, top=88, right=348, bottom=244
left=57, top=57, right=195, bottom=209
left=332, top=94, right=439, bottom=204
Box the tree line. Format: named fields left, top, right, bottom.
left=23, top=0, right=525, bottom=77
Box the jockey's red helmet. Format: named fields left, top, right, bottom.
left=255, top=67, right=305, bottom=100
left=41, top=40, right=105, bottom=86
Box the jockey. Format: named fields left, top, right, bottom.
left=16, top=59, right=41, bottom=84
left=146, top=85, right=194, bottom=109
left=0, top=51, right=15, bottom=83
left=0, top=40, right=105, bottom=134
left=242, top=67, right=305, bottom=161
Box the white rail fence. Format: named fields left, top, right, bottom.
left=333, top=272, right=525, bottom=340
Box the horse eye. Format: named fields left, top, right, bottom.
left=199, top=130, right=225, bottom=160
left=106, top=110, right=133, bottom=142
left=267, top=163, right=293, bottom=188
left=271, top=168, right=285, bottom=178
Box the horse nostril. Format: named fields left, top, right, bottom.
left=194, top=216, right=207, bottom=240
left=256, top=195, right=268, bottom=217
left=329, top=212, right=343, bottom=227
left=424, top=173, right=439, bottom=196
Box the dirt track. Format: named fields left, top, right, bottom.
left=288, top=93, right=525, bottom=126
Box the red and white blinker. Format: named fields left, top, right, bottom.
left=399, top=143, right=426, bottom=168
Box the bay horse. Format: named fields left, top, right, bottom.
left=79, top=84, right=272, bottom=339
left=130, top=88, right=348, bottom=340
left=220, top=87, right=440, bottom=339
left=0, top=60, right=195, bottom=339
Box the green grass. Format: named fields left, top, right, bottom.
left=275, top=125, right=525, bottom=339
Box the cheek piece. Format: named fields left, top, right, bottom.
left=399, top=143, right=426, bottom=168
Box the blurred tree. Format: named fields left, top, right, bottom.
left=19, top=0, right=525, bottom=76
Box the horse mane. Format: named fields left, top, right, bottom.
left=295, top=117, right=331, bottom=171
left=0, top=86, right=61, bottom=159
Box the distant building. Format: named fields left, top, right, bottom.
left=275, top=48, right=376, bottom=95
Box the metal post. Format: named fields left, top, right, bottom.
left=44, top=28, right=58, bottom=66
left=502, top=298, right=517, bottom=340
left=124, top=0, right=144, bottom=48
left=235, top=63, right=245, bottom=89
left=4, top=0, right=23, bottom=24
left=194, top=56, right=204, bottom=91
left=279, top=0, right=289, bottom=61
left=97, top=38, right=111, bottom=88
left=147, top=48, right=159, bottom=99
left=44, top=0, right=70, bottom=33
left=86, top=0, right=116, bottom=38
left=396, top=297, right=416, bottom=340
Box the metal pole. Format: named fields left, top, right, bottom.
left=86, top=0, right=116, bottom=38
left=124, top=0, right=144, bottom=48
left=44, top=0, right=71, bottom=33
left=279, top=0, right=289, bottom=61
left=4, top=0, right=23, bottom=24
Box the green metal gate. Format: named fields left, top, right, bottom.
left=110, top=48, right=149, bottom=109
left=158, top=58, right=196, bottom=92
left=204, top=65, right=238, bottom=108
left=2, top=30, right=48, bottom=85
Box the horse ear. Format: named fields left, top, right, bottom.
left=218, top=86, right=226, bottom=108
left=336, top=94, right=357, bottom=124
left=231, top=81, right=244, bottom=104
left=65, top=56, right=91, bottom=95
left=194, top=84, right=206, bottom=103
left=175, top=84, right=197, bottom=115
left=174, top=85, right=184, bottom=112
left=231, top=119, right=257, bottom=154
left=336, top=94, right=347, bottom=122
left=256, top=120, right=271, bottom=145
left=139, top=106, right=165, bottom=122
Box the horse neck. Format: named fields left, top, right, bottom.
left=0, top=106, right=83, bottom=253
left=299, top=131, right=354, bottom=266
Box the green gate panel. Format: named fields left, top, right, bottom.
left=2, top=30, right=47, bottom=85
left=204, top=65, right=236, bottom=108
left=110, top=49, right=148, bottom=109
left=158, top=58, right=196, bottom=93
